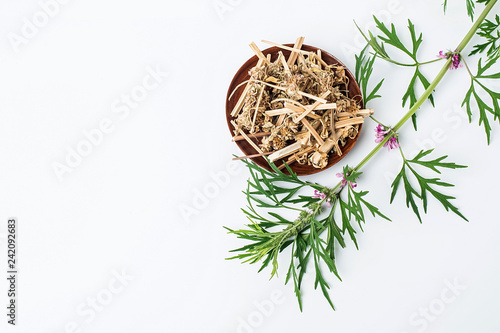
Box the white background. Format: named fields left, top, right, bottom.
left=0, top=0, right=499, bottom=332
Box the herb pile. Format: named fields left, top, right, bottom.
left=230, top=39, right=373, bottom=170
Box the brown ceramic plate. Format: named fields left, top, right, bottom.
left=226, top=44, right=363, bottom=176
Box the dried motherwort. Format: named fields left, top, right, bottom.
left=230, top=38, right=374, bottom=170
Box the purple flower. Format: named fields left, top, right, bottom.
left=313, top=190, right=331, bottom=207
left=437, top=50, right=447, bottom=59
left=313, top=190, right=326, bottom=200
left=336, top=173, right=357, bottom=189
left=374, top=124, right=400, bottom=151
left=386, top=136, right=400, bottom=150
left=437, top=51, right=463, bottom=70
left=375, top=124, right=390, bottom=143
left=451, top=54, right=462, bottom=70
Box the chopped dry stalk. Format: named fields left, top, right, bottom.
left=262, top=40, right=330, bottom=69
left=276, top=114, right=286, bottom=126
left=287, top=36, right=305, bottom=66
left=300, top=118, right=325, bottom=145
left=330, top=109, right=335, bottom=136
left=251, top=86, right=265, bottom=133
left=228, top=79, right=251, bottom=101
left=278, top=51, right=291, bottom=74
left=356, top=108, right=374, bottom=117
left=233, top=132, right=271, bottom=142
left=249, top=42, right=270, bottom=64
left=231, top=37, right=371, bottom=169
left=278, top=146, right=315, bottom=170
left=285, top=102, right=305, bottom=113
left=232, top=152, right=274, bottom=161
left=272, top=98, right=304, bottom=107
left=255, top=80, right=328, bottom=103
left=336, top=109, right=373, bottom=118
left=262, top=40, right=308, bottom=54
left=293, top=91, right=331, bottom=123
left=230, top=58, right=265, bottom=117
left=231, top=120, right=264, bottom=154
left=315, top=103, right=337, bottom=110
left=285, top=102, right=321, bottom=120
left=231, top=83, right=252, bottom=117
left=309, top=132, right=342, bottom=168
left=334, top=117, right=365, bottom=129
left=314, top=52, right=329, bottom=68
left=265, top=108, right=295, bottom=117
left=269, top=141, right=303, bottom=162
left=297, top=52, right=307, bottom=66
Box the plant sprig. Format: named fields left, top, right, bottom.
left=462, top=55, right=500, bottom=144
left=227, top=0, right=500, bottom=311
left=391, top=149, right=468, bottom=222
left=444, top=0, right=492, bottom=20
left=355, top=45, right=384, bottom=107
left=225, top=158, right=322, bottom=275
left=227, top=161, right=389, bottom=310
left=356, top=17, right=440, bottom=130
left=470, top=14, right=500, bottom=59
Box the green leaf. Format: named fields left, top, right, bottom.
left=285, top=242, right=304, bottom=311
left=309, top=222, right=336, bottom=310
left=358, top=17, right=435, bottom=128
left=475, top=89, right=493, bottom=143
left=391, top=150, right=468, bottom=222
left=462, top=81, right=493, bottom=144
left=409, top=165, right=467, bottom=221
left=390, top=167, right=404, bottom=204
left=466, top=0, right=476, bottom=20
left=339, top=198, right=359, bottom=249
left=403, top=66, right=435, bottom=130
left=341, top=185, right=391, bottom=237
left=374, top=17, right=414, bottom=59
left=402, top=70, right=418, bottom=106
left=355, top=44, right=385, bottom=107
left=267, top=212, right=293, bottom=225
left=461, top=55, right=500, bottom=144
left=358, top=195, right=392, bottom=221
left=469, top=14, right=500, bottom=60
left=402, top=167, right=423, bottom=223
left=477, top=56, right=499, bottom=76
left=462, top=83, right=474, bottom=122
left=327, top=205, right=346, bottom=250
left=409, top=149, right=467, bottom=173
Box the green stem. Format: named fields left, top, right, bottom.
left=369, top=115, right=384, bottom=125
left=350, top=58, right=451, bottom=173
left=379, top=57, right=416, bottom=67
left=377, top=50, right=446, bottom=67
left=462, top=58, right=476, bottom=79
left=398, top=145, right=406, bottom=160
left=391, top=59, right=452, bottom=133
left=418, top=58, right=444, bottom=66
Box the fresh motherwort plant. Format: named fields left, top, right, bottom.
left=226, top=0, right=500, bottom=310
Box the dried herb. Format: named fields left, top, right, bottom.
left=230, top=38, right=373, bottom=170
